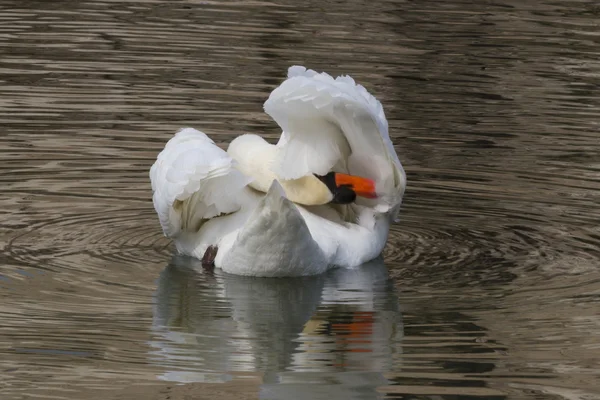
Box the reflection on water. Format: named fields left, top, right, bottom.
left=1, top=0, right=600, bottom=399
left=151, top=256, right=402, bottom=399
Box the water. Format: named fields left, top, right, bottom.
left=1, top=0, right=599, bottom=399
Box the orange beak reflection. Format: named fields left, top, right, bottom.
left=334, top=173, right=378, bottom=199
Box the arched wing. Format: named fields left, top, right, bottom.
left=264, top=66, right=406, bottom=216
left=150, top=128, right=252, bottom=237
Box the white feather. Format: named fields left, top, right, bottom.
left=264, top=66, right=406, bottom=219
left=150, top=127, right=251, bottom=238
left=217, top=181, right=329, bottom=277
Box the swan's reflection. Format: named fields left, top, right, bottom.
left=150, top=256, right=403, bottom=398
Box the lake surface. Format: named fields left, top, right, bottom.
left=1, top=0, right=599, bottom=399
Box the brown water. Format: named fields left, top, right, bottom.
left=1, top=0, right=600, bottom=399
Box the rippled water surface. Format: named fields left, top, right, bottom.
left=1, top=0, right=600, bottom=399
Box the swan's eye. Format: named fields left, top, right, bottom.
left=332, top=185, right=357, bottom=204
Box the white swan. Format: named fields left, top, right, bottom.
left=149, top=66, right=406, bottom=277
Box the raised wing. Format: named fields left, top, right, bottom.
left=150, top=128, right=251, bottom=237
left=263, top=66, right=406, bottom=217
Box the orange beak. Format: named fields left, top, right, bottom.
left=334, top=173, right=378, bottom=199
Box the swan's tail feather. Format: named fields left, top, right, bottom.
left=218, top=181, right=327, bottom=277
left=150, top=128, right=251, bottom=238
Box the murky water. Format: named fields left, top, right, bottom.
left=1, top=0, right=600, bottom=399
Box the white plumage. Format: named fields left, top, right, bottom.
left=265, top=65, right=406, bottom=219
left=149, top=66, right=407, bottom=277
left=150, top=128, right=251, bottom=237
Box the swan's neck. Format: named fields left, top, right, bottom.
left=227, top=134, right=333, bottom=205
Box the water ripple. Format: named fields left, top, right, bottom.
left=1, top=0, right=600, bottom=399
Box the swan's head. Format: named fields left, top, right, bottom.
left=315, top=172, right=377, bottom=204
left=227, top=134, right=378, bottom=206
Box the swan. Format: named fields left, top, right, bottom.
left=149, top=66, right=406, bottom=277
